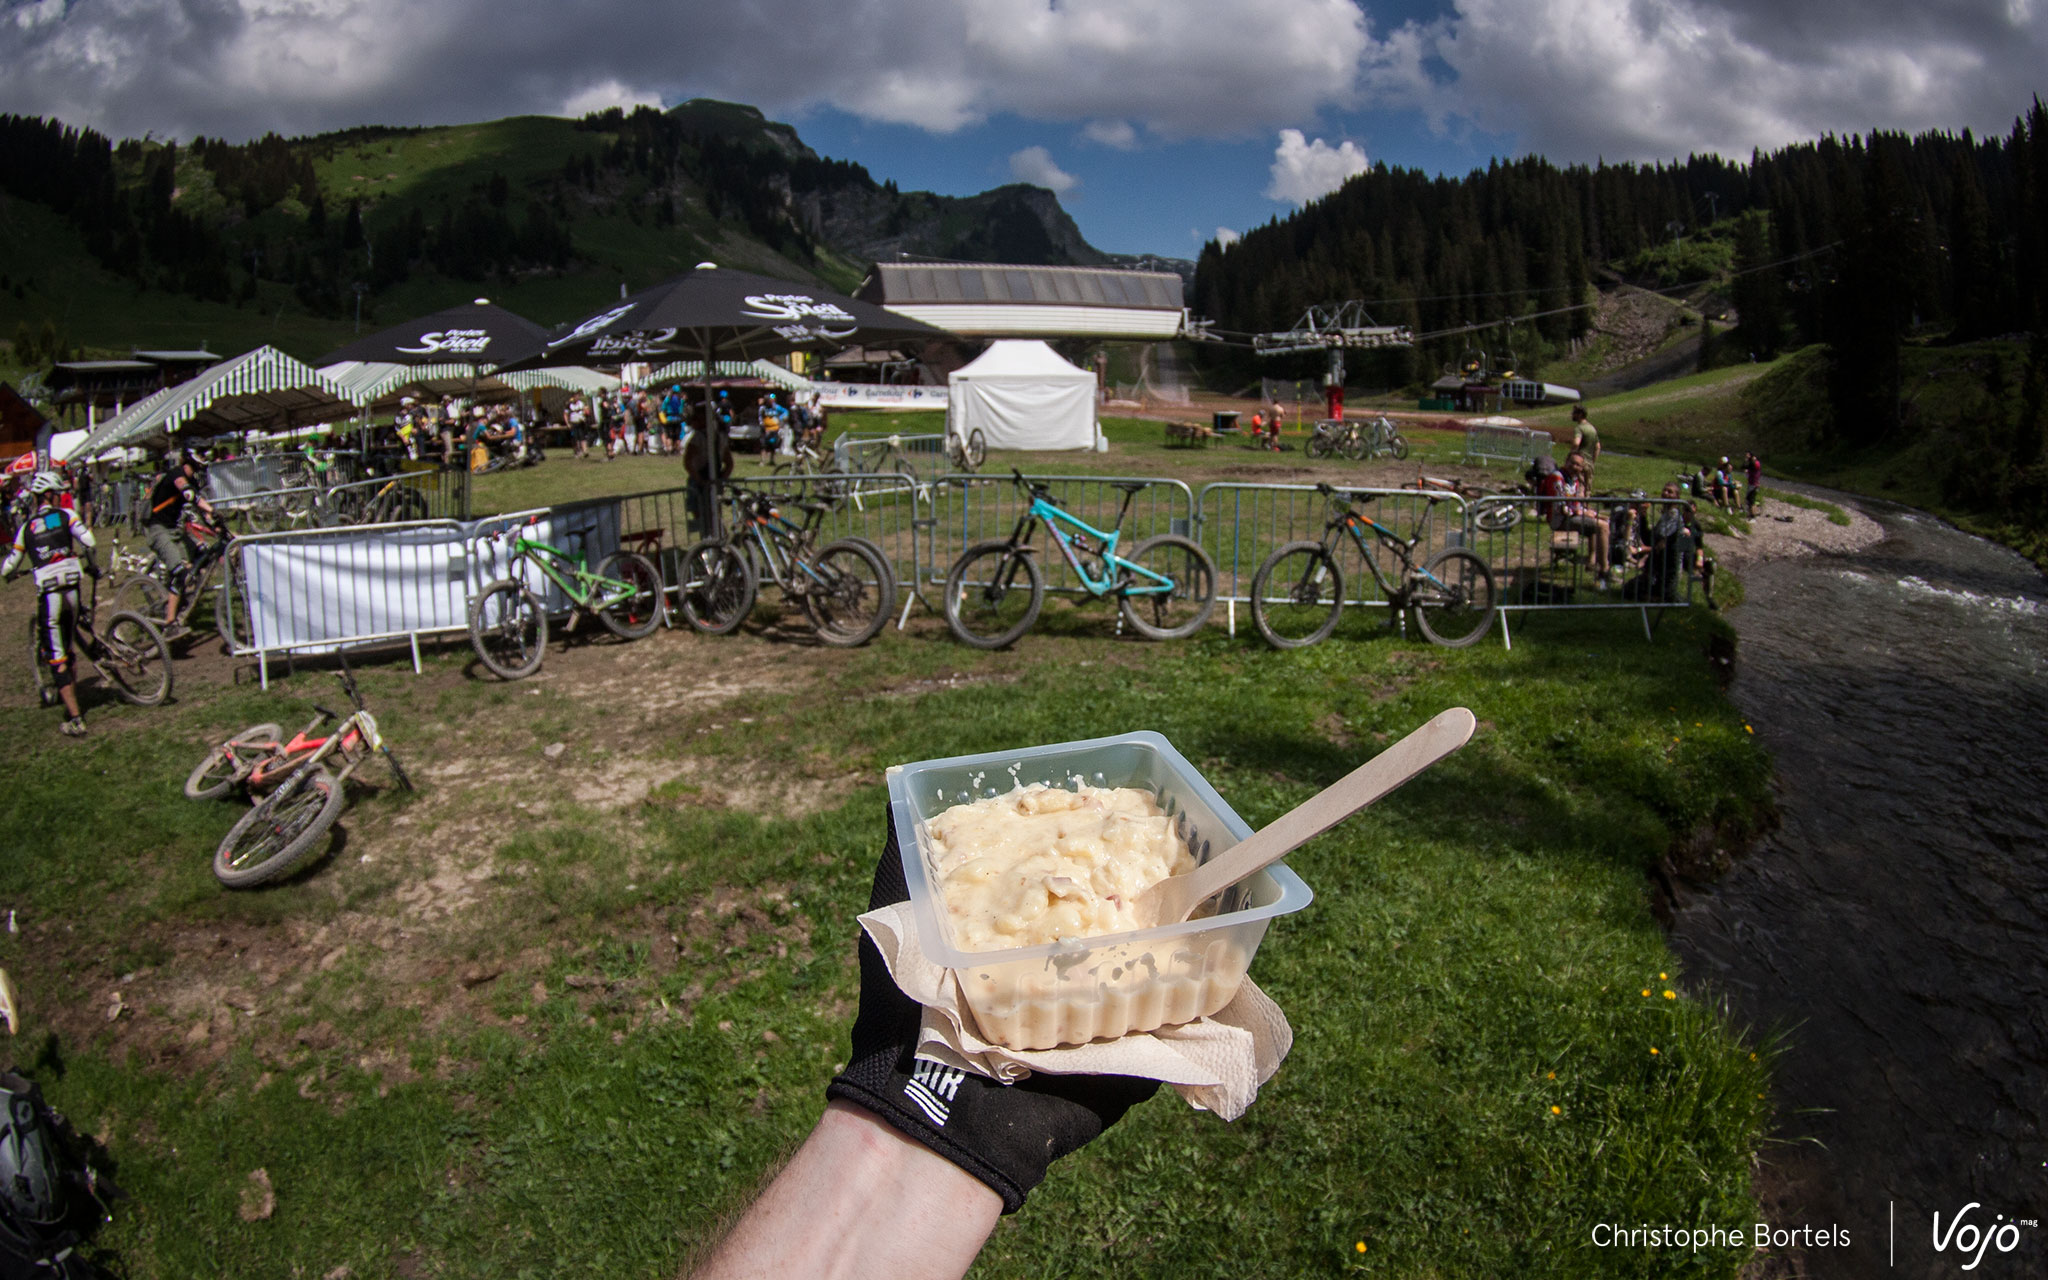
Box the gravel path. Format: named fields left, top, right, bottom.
left=1706, top=491, right=1885, bottom=567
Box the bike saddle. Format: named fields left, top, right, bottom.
left=1109, top=481, right=1148, bottom=495
left=312, top=703, right=341, bottom=722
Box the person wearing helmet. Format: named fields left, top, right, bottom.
left=143, top=449, right=216, bottom=637
left=3, top=471, right=97, bottom=735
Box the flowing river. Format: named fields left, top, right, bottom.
left=1669, top=492, right=2048, bottom=1277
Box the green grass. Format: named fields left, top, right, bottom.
left=1762, top=488, right=1850, bottom=526
left=0, top=555, right=1779, bottom=1276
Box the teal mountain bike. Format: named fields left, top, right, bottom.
left=942, top=470, right=1216, bottom=649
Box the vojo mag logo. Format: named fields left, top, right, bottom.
left=1931, top=1202, right=2037, bottom=1271
left=396, top=327, right=493, bottom=355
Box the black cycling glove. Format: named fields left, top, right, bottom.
left=826, top=809, right=1159, bottom=1214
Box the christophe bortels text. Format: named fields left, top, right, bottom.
left=1590, top=1222, right=1850, bottom=1253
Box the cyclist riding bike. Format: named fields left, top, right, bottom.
left=3, top=472, right=99, bottom=736
left=144, top=448, right=218, bottom=638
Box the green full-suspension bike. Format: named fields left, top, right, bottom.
left=466, top=516, right=663, bottom=680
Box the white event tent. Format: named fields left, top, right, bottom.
left=945, top=340, right=1100, bottom=452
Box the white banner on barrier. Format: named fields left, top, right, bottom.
left=813, top=383, right=947, bottom=409
left=240, top=507, right=622, bottom=655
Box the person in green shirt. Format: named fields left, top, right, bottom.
left=1570, top=405, right=1600, bottom=469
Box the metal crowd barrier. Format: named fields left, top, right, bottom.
left=1462, top=424, right=1555, bottom=468
left=1461, top=494, right=1699, bottom=647
left=223, top=518, right=472, bottom=687
left=211, top=466, right=470, bottom=530
left=1192, top=483, right=1468, bottom=636
left=832, top=432, right=951, bottom=482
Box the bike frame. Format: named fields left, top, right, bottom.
left=1014, top=492, right=1174, bottom=598
left=736, top=495, right=833, bottom=594
left=1321, top=491, right=1454, bottom=599
left=504, top=532, right=633, bottom=610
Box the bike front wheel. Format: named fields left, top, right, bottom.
left=110, top=573, right=169, bottom=623
left=186, top=722, right=284, bottom=800
left=468, top=580, right=548, bottom=680
left=802, top=538, right=896, bottom=647
left=944, top=542, right=1042, bottom=649
left=964, top=428, right=987, bottom=471
left=1250, top=541, right=1345, bottom=649
left=1388, top=433, right=1410, bottom=461
left=593, top=551, right=664, bottom=639
left=1412, top=549, right=1496, bottom=648
left=677, top=541, right=757, bottom=635
left=1306, top=433, right=1335, bottom=460
left=100, top=611, right=174, bottom=705
left=213, top=765, right=345, bottom=888
left=1117, top=535, right=1217, bottom=641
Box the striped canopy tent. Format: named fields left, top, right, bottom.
left=495, top=366, right=622, bottom=416
left=77, top=346, right=360, bottom=458
left=317, top=360, right=520, bottom=413
left=645, top=358, right=813, bottom=394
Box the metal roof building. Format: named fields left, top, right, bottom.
left=856, top=262, right=1186, bottom=339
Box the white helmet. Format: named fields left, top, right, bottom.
left=28, top=471, right=64, bottom=496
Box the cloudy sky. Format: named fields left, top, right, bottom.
left=4, top=0, right=2043, bottom=256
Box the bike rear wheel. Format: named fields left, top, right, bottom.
left=677, top=541, right=757, bottom=635
left=1388, top=433, right=1410, bottom=461
left=964, top=428, right=986, bottom=470
left=185, top=722, right=284, bottom=800
left=1412, top=548, right=1496, bottom=648
left=1118, top=535, right=1217, bottom=640
left=468, top=580, right=548, bottom=680
left=1306, top=432, right=1335, bottom=460
left=213, top=765, right=345, bottom=887
left=1250, top=542, right=1345, bottom=649
left=1472, top=501, right=1522, bottom=533
left=593, top=551, right=664, bottom=639
left=802, top=538, right=895, bottom=647
left=100, top=611, right=173, bottom=705
left=944, top=542, right=1042, bottom=649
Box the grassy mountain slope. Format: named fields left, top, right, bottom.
left=0, top=101, right=1111, bottom=365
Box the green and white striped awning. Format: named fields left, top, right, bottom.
left=79, top=346, right=358, bottom=457
left=645, top=359, right=813, bottom=393
left=495, top=367, right=622, bottom=395
left=318, top=360, right=503, bottom=409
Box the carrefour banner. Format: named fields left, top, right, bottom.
left=813, top=383, right=948, bottom=409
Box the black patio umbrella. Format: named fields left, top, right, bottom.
left=318, top=298, right=550, bottom=369
left=511, top=263, right=943, bottom=527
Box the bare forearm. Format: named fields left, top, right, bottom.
left=688, top=1100, right=1001, bottom=1280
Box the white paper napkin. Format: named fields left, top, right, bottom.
left=859, top=903, right=1292, bottom=1121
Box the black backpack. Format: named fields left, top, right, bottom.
left=0, top=1071, right=114, bottom=1279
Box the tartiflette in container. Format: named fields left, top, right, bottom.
left=887, top=731, right=1312, bottom=1050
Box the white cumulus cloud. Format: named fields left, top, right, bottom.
left=1214, top=227, right=1241, bottom=247
left=1265, top=129, right=1370, bottom=205
left=1082, top=119, right=1139, bottom=149
left=560, top=79, right=663, bottom=119
left=1009, top=145, right=1078, bottom=193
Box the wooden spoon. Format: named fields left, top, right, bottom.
left=1136, top=707, right=1477, bottom=926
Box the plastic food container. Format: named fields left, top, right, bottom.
left=887, top=731, right=1313, bottom=1050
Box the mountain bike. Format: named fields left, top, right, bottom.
left=466, top=516, right=663, bottom=680
left=186, top=663, right=395, bottom=800
left=212, top=663, right=413, bottom=887
left=109, top=512, right=248, bottom=644
left=946, top=427, right=987, bottom=472
left=942, top=470, right=1216, bottom=649
left=1405, top=473, right=1526, bottom=532
left=329, top=469, right=432, bottom=526
left=677, top=485, right=895, bottom=646
left=1249, top=483, right=1494, bottom=649
left=1306, top=419, right=1361, bottom=460
left=768, top=441, right=846, bottom=500
left=25, top=566, right=173, bottom=708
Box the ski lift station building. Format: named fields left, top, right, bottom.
left=856, top=262, right=1187, bottom=340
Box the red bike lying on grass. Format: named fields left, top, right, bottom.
left=186, top=662, right=413, bottom=888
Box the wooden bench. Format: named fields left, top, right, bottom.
left=1164, top=422, right=1212, bottom=448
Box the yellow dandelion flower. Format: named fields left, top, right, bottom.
left=1659, top=972, right=1668, bottom=980
left=1551, top=1105, right=1562, bottom=1114
left=1641, top=989, right=1651, bottom=997
left=1650, top=1047, right=1660, bottom=1055
left=1546, top=1071, right=1556, bottom=1079
left=1744, top=725, right=1754, bottom=734
left=1355, top=1242, right=1367, bottom=1254
left=1663, top=989, right=1676, bottom=1000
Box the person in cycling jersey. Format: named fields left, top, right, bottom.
left=3, top=472, right=98, bottom=736
left=144, top=448, right=218, bottom=636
